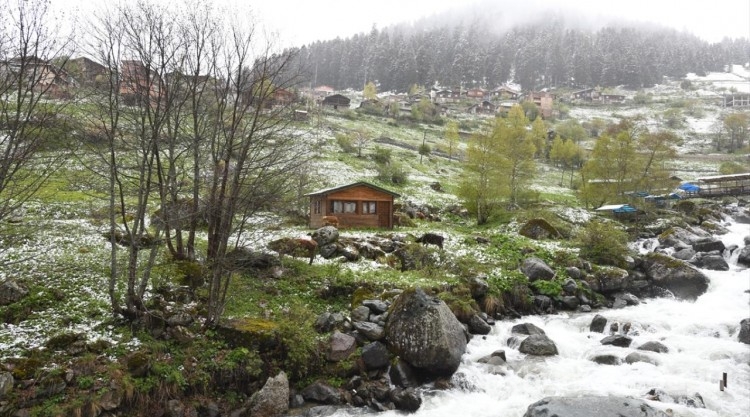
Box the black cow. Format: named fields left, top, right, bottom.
left=416, top=233, right=444, bottom=249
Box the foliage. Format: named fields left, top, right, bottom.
left=444, top=120, right=460, bottom=160
left=576, top=220, right=630, bottom=267
left=336, top=133, right=355, bottom=153
left=376, top=161, right=409, bottom=184
left=719, top=161, right=749, bottom=174
left=363, top=81, right=377, bottom=100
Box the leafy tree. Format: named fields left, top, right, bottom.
left=444, top=120, right=460, bottom=160
left=719, top=161, right=749, bottom=174
left=636, top=131, right=680, bottom=192
left=498, top=106, right=537, bottom=207
left=354, top=130, right=371, bottom=157
left=723, top=112, right=749, bottom=151
left=556, top=119, right=588, bottom=143
left=363, top=81, right=377, bottom=100
left=457, top=129, right=503, bottom=225
left=530, top=116, right=548, bottom=158
left=520, top=100, right=538, bottom=121
left=580, top=131, right=638, bottom=207
left=418, top=142, right=431, bottom=164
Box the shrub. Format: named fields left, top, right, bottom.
left=335, top=133, right=354, bottom=153
left=372, top=146, right=392, bottom=164
left=576, top=220, right=630, bottom=267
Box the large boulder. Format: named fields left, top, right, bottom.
left=311, top=226, right=339, bottom=246
left=327, top=331, right=357, bottom=362
left=519, top=218, right=561, bottom=240
left=0, top=279, right=28, bottom=305
left=695, top=253, right=730, bottom=271
left=658, top=226, right=710, bottom=249
left=301, top=381, right=341, bottom=405
left=248, top=371, right=289, bottom=417
left=520, top=257, right=555, bottom=282
left=523, top=396, right=670, bottom=417
left=385, top=288, right=467, bottom=376
left=692, top=238, right=725, bottom=253
left=589, top=314, right=607, bottom=333
left=519, top=334, right=558, bottom=356
left=641, top=253, right=710, bottom=300
left=739, top=318, right=750, bottom=345
left=738, top=246, right=750, bottom=267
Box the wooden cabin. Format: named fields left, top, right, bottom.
left=321, top=94, right=350, bottom=110
left=307, top=182, right=400, bottom=229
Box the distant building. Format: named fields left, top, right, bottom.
left=306, top=182, right=400, bottom=229
left=321, top=93, right=350, bottom=110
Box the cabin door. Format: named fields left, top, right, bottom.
left=378, top=201, right=391, bottom=228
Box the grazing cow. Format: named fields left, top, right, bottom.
left=416, top=233, right=444, bottom=249
left=322, top=215, right=339, bottom=228
left=268, top=237, right=318, bottom=265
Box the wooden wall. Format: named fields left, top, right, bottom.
left=308, top=185, right=395, bottom=229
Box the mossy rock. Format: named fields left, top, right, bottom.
left=175, top=260, right=205, bottom=288
left=45, top=332, right=85, bottom=350
left=8, top=356, right=45, bottom=380
left=518, top=218, right=561, bottom=240
left=674, top=200, right=696, bottom=215
left=351, top=287, right=374, bottom=311
left=216, top=318, right=280, bottom=352
left=393, top=211, right=415, bottom=227
left=124, top=351, right=152, bottom=378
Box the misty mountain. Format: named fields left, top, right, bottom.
left=285, top=7, right=749, bottom=92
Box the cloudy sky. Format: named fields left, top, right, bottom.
left=53, top=0, right=748, bottom=46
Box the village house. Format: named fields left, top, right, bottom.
left=527, top=91, right=556, bottom=119
left=465, top=88, right=487, bottom=99
left=468, top=100, right=496, bottom=115
left=0, top=56, right=74, bottom=99
left=306, top=182, right=400, bottom=229
left=432, top=88, right=461, bottom=104
left=490, top=86, right=521, bottom=100
left=67, top=57, right=107, bottom=88
left=120, top=60, right=163, bottom=105
left=321, top=93, right=350, bottom=110
left=571, top=88, right=598, bottom=101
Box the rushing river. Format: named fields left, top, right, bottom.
left=333, top=220, right=750, bottom=417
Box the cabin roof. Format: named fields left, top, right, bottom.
left=595, top=204, right=636, bottom=212
left=306, top=181, right=400, bottom=198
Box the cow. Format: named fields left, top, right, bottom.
left=322, top=215, right=339, bottom=228
left=416, top=233, right=444, bottom=249
left=268, top=237, right=318, bottom=265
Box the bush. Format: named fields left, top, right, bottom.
left=576, top=220, right=630, bottom=267
left=372, top=146, right=392, bottom=164
left=376, top=162, right=408, bottom=184
left=335, top=133, right=354, bottom=153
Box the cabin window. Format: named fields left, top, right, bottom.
left=331, top=200, right=357, bottom=214
left=362, top=201, right=377, bottom=214
left=313, top=199, right=321, bottom=214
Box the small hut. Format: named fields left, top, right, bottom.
left=306, top=182, right=400, bottom=229
left=321, top=94, right=350, bottom=110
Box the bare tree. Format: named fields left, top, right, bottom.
left=87, top=2, right=310, bottom=324
left=0, top=0, right=72, bottom=224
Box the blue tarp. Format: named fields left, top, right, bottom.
left=679, top=183, right=700, bottom=192
left=613, top=205, right=637, bottom=213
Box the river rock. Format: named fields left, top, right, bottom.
left=385, top=288, right=467, bottom=376
left=600, top=335, right=632, bottom=347
left=389, top=359, right=419, bottom=388
left=302, top=381, right=341, bottom=405
left=565, top=266, right=582, bottom=279
left=314, top=312, right=346, bottom=333
left=739, top=318, right=750, bottom=344
left=389, top=387, right=422, bottom=412
left=468, top=314, right=492, bottom=335
left=558, top=296, right=580, bottom=310
left=0, top=372, right=13, bottom=399
left=590, top=314, right=607, bottom=333
left=641, top=253, right=710, bottom=300
left=591, top=267, right=630, bottom=293
left=737, top=246, right=750, bottom=267
left=519, top=334, right=558, bottom=356
left=672, top=247, right=696, bottom=260
left=352, top=321, right=384, bottom=341
left=361, top=341, right=390, bottom=370
left=590, top=354, right=621, bottom=365
left=658, top=226, right=709, bottom=248
left=512, top=323, right=546, bottom=336
left=696, top=253, right=730, bottom=271
left=625, top=351, right=659, bottom=365
left=470, top=275, right=490, bottom=298
left=327, top=331, right=356, bottom=362
left=638, top=340, right=669, bottom=353
left=520, top=257, right=555, bottom=281
left=645, top=388, right=705, bottom=408
left=350, top=306, right=370, bottom=323
left=0, top=279, right=28, bottom=305
left=312, top=226, right=339, bottom=246
left=362, top=299, right=388, bottom=314
left=692, top=238, right=725, bottom=253
left=248, top=372, right=290, bottom=417
left=523, top=395, right=670, bottom=417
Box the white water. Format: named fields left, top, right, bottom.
left=334, top=221, right=750, bottom=417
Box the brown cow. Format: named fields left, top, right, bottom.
left=268, top=237, right=318, bottom=265
left=322, top=216, right=339, bottom=228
